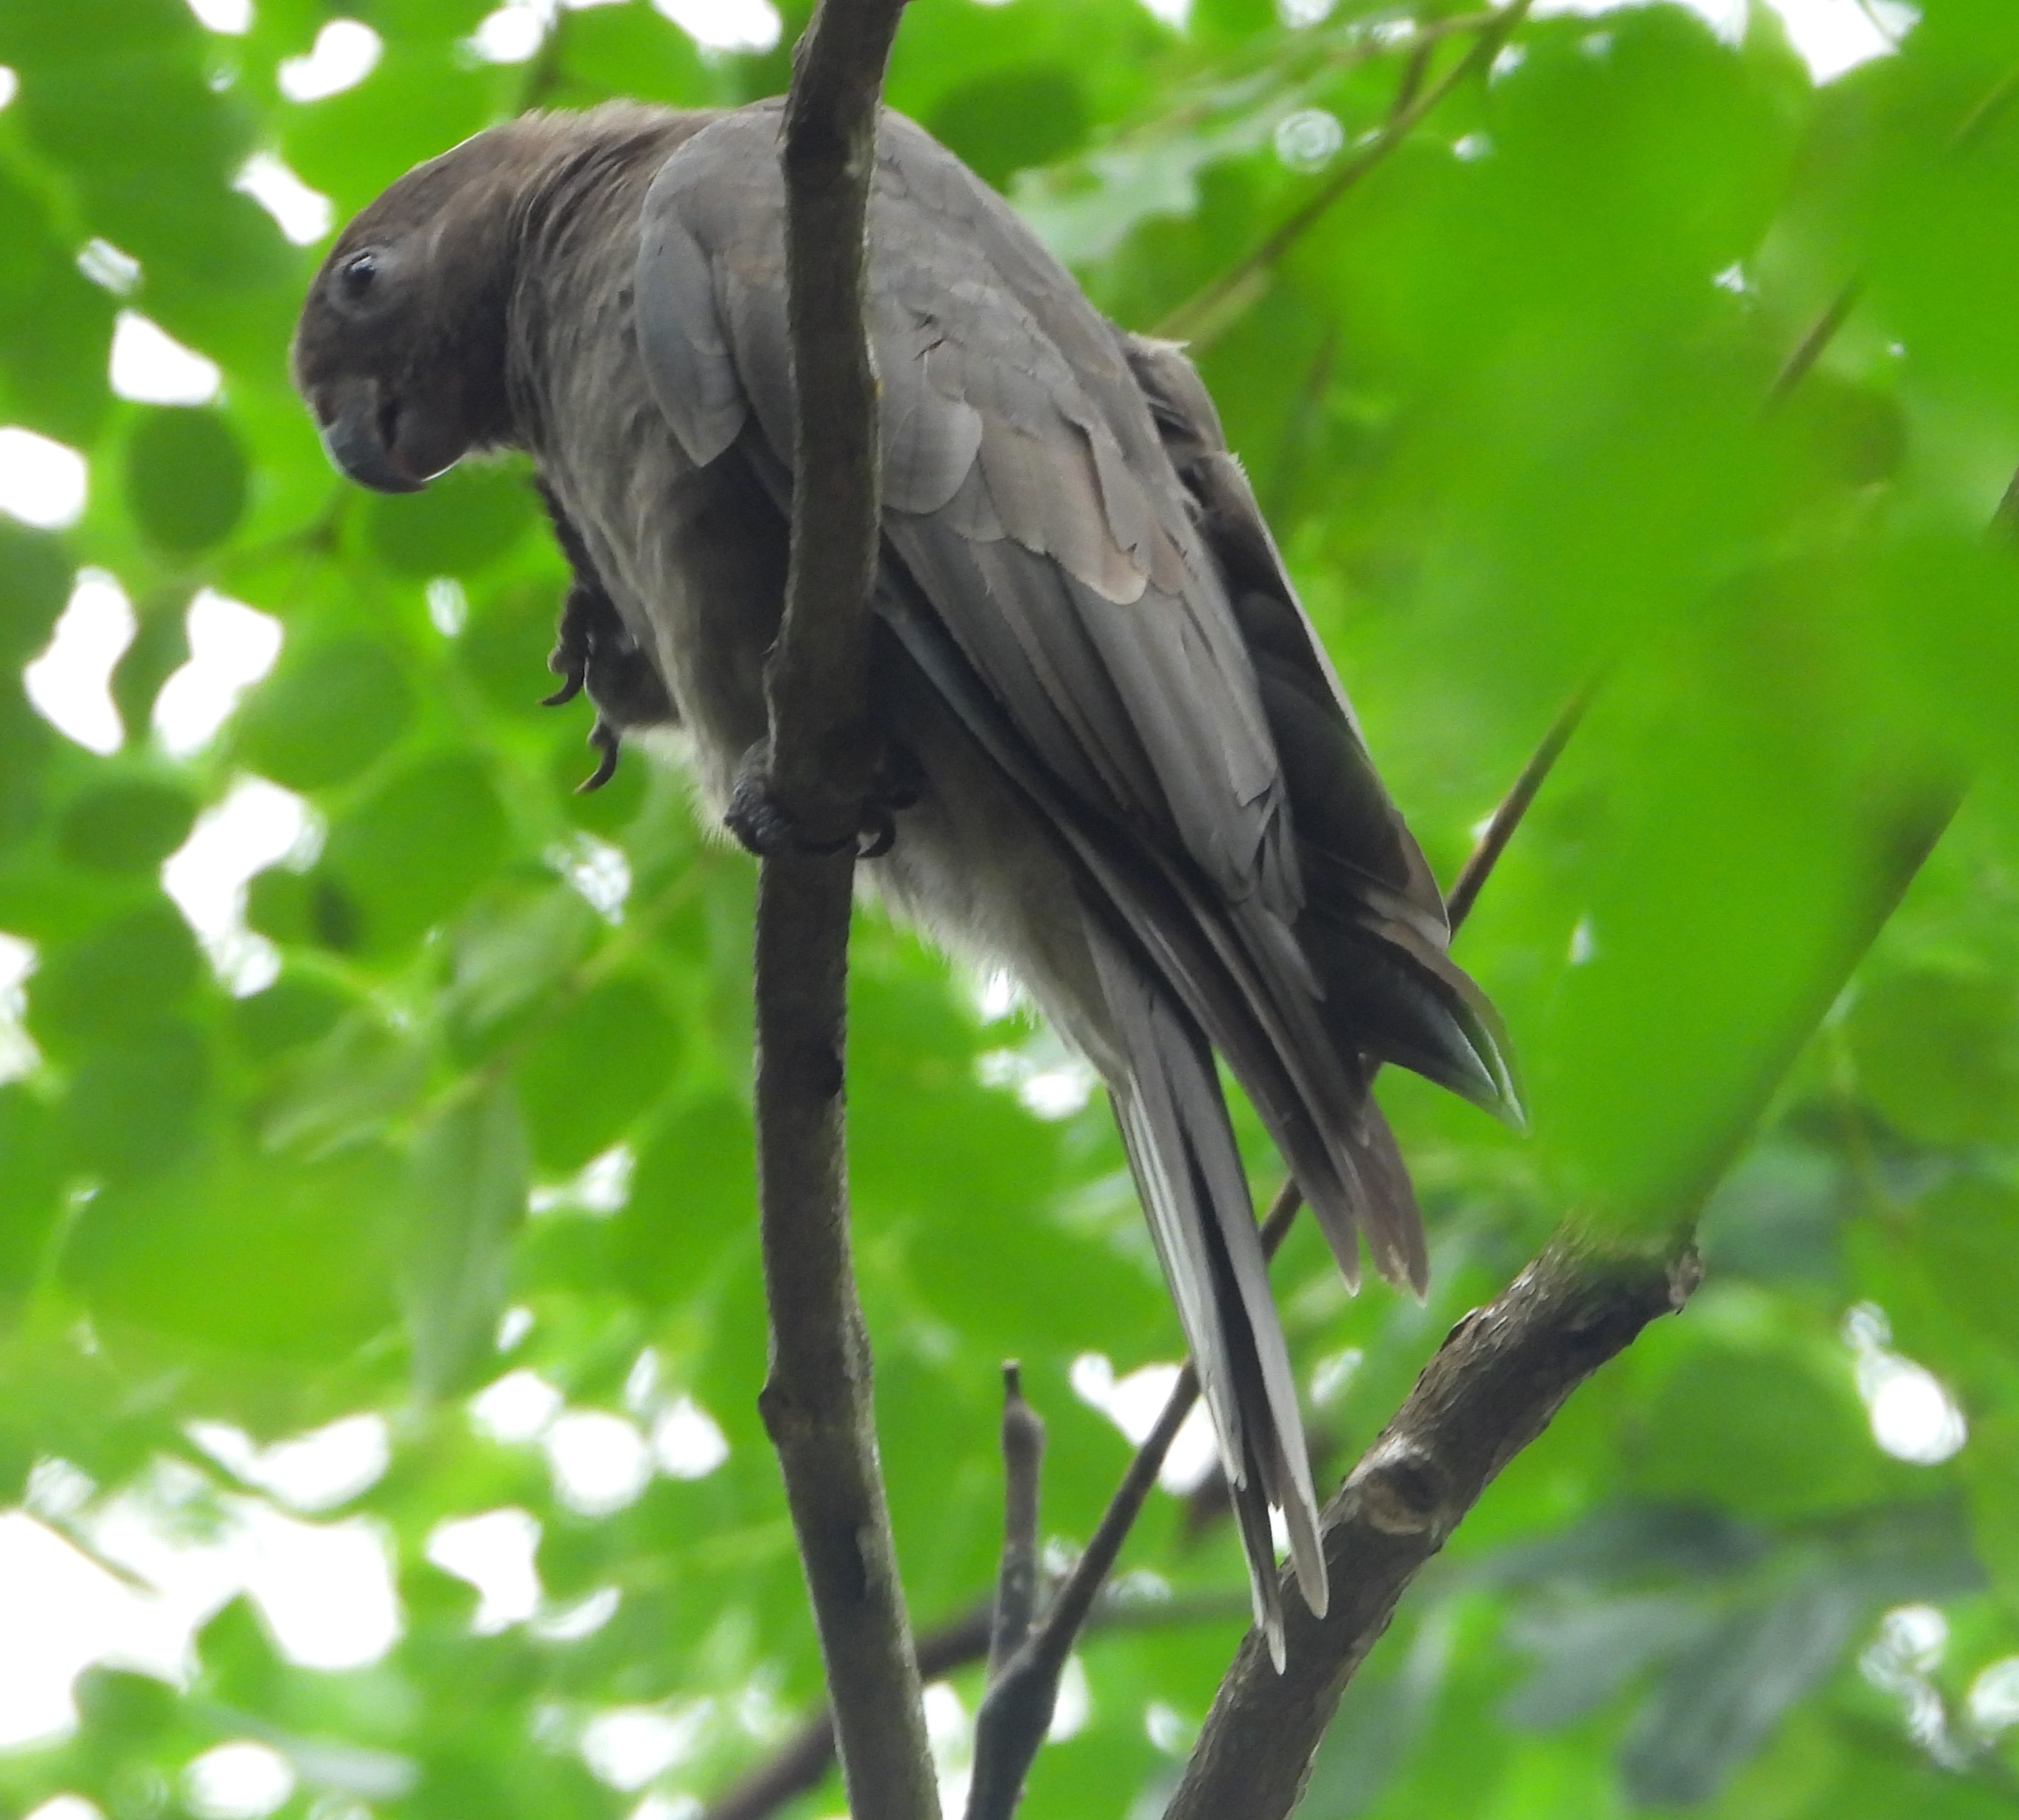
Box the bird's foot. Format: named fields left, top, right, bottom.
left=541, top=580, right=594, bottom=707
left=724, top=742, right=920, bottom=860
left=574, top=718, right=621, bottom=794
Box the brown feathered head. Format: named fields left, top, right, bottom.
left=290, top=105, right=693, bottom=494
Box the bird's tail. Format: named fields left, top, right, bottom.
left=1087, top=921, right=1324, bottom=1669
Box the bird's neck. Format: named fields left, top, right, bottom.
left=502, top=111, right=714, bottom=459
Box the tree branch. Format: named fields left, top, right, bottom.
left=1154, top=0, right=1533, bottom=348
left=703, top=1592, right=1247, bottom=1820
left=1160, top=1235, right=1700, bottom=1820
left=989, top=1363, right=1046, bottom=1678
left=752, top=8, right=936, bottom=1820
left=1765, top=279, right=1862, bottom=412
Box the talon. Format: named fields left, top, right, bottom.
left=857, top=807, right=896, bottom=859
left=543, top=579, right=595, bottom=708
left=577, top=719, right=620, bottom=793
left=724, top=761, right=787, bottom=855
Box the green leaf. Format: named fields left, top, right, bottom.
left=229, top=966, right=354, bottom=1061
left=0, top=519, right=74, bottom=667
left=512, top=970, right=683, bottom=1172
left=125, top=407, right=250, bottom=555
left=1850, top=965, right=2019, bottom=1148
left=259, top=1008, right=429, bottom=1155
left=556, top=0, right=712, bottom=106
left=56, top=774, right=199, bottom=873
left=404, top=1080, right=529, bottom=1398
left=109, top=590, right=195, bottom=735
left=321, top=749, right=509, bottom=952
left=234, top=632, right=415, bottom=793
left=367, top=459, right=537, bottom=578
left=28, top=900, right=201, bottom=1057
left=1622, top=1327, right=1885, bottom=1523
left=925, top=66, right=1090, bottom=191
left=442, top=883, right=599, bottom=1049
left=0, top=1083, right=63, bottom=1303
left=61, top=1017, right=211, bottom=1178
left=64, top=1136, right=402, bottom=1359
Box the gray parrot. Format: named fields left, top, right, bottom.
left=291, top=97, right=1519, bottom=1662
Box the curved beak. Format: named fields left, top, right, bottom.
left=315, top=375, right=426, bottom=494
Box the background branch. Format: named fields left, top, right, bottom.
left=1155, top=0, right=1533, bottom=347
left=751, top=6, right=937, bottom=1820
left=702, top=1592, right=1247, bottom=1820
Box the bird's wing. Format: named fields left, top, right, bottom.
left=634, top=99, right=1297, bottom=918
left=1120, top=333, right=1522, bottom=1281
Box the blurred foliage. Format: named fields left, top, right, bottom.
left=2, top=1, right=2019, bottom=1818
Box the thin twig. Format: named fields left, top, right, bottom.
left=703, top=1592, right=1247, bottom=1820
left=988, top=1362, right=1046, bottom=1679
left=517, top=6, right=571, bottom=110
left=1778, top=66, right=2018, bottom=409
left=1765, top=279, right=1863, bottom=413
left=752, top=7, right=937, bottom=1820
left=1446, top=679, right=1597, bottom=930
left=1948, top=59, right=2019, bottom=153
left=959, top=682, right=1586, bottom=1820
left=1154, top=0, right=1534, bottom=347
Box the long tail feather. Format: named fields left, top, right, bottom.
left=1086, top=920, right=1327, bottom=1651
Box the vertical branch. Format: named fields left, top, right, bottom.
left=754, top=6, right=937, bottom=1820
left=989, top=1363, right=1046, bottom=1678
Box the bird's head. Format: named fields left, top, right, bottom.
left=290, top=128, right=549, bottom=494
left=294, top=108, right=689, bottom=494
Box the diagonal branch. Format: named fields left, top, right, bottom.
left=1154, top=0, right=1534, bottom=348
left=1765, top=279, right=1863, bottom=412
left=1162, top=1234, right=1700, bottom=1820
left=751, top=7, right=937, bottom=1820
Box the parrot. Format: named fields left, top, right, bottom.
left=290, top=97, right=1520, bottom=1664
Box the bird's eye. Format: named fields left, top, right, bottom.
left=337, top=250, right=381, bottom=302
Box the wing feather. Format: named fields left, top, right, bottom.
left=635, top=102, right=1292, bottom=915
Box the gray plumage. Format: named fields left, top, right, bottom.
left=291, top=98, right=1519, bottom=1665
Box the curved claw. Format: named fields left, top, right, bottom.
left=542, top=670, right=584, bottom=708
left=857, top=807, right=896, bottom=859
left=577, top=720, right=620, bottom=793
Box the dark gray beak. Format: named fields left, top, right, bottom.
left=316, top=376, right=425, bottom=494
